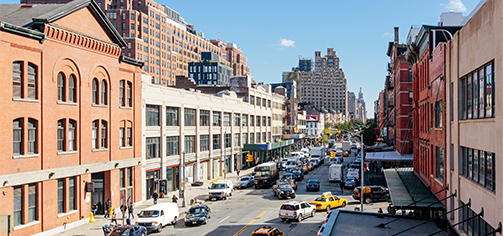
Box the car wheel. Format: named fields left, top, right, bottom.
left=224, top=196, right=227, bottom=200
left=298, top=214, right=303, bottom=222
left=365, top=197, right=372, bottom=204
left=311, top=210, right=315, bottom=217
left=203, top=217, right=208, bottom=224
left=157, top=224, right=163, bottom=233
left=326, top=205, right=331, bottom=212
left=230, top=192, right=232, bottom=196
left=342, top=202, right=347, bottom=208
left=282, top=218, right=287, bottom=223
left=172, top=216, right=177, bottom=225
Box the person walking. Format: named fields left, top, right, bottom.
left=172, top=194, right=178, bottom=203
left=152, top=191, right=159, bottom=204
left=91, top=202, right=98, bottom=217
left=110, top=209, right=118, bottom=224
left=104, top=198, right=111, bottom=218
left=339, top=181, right=345, bottom=194
left=128, top=202, right=134, bottom=219
left=120, top=203, right=127, bottom=222
left=236, top=168, right=240, bottom=177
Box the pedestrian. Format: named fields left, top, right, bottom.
left=128, top=202, right=134, bottom=219
left=172, top=194, right=178, bottom=203
left=152, top=191, right=159, bottom=204
left=126, top=217, right=131, bottom=225
left=369, top=176, right=374, bottom=185
left=381, top=166, right=384, bottom=174
left=236, top=168, right=240, bottom=177
left=120, top=203, right=127, bottom=221
left=339, top=181, right=345, bottom=194
left=104, top=198, right=111, bottom=218
left=378, top=208, right=383, bottom=214
left=91, top=202, right=98, bottom=217
left=110, top=209, right=118, bottom=224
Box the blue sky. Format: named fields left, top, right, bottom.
left=2, top=0, right=480, bottom=117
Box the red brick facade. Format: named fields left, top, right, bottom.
left=0, top=2, right=143, bottom=235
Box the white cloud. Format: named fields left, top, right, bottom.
left=279, top=38, right=295, bottom=47
left=383, top=32, right=393, bottom=40
left=443, top=0, right=467, bottom=12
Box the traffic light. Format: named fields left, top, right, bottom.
left=246, top=154, right=253, bottom=162
left=330, top=151, right=335, bottom=159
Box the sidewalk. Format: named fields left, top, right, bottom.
left=52, top=168, right=255, bottom=236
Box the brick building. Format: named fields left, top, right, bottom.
left=0, top=1, right=143, bottom=235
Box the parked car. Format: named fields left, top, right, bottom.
left=251, top=226, right=285, bottom=236
left=343, top=177, right=360, bottom=189
left=184, top=205, right=211, bottom=226
left=236, top=176, right=254, bottom=189
left=281, top=173, right=294, bottom=182
left=309, top=192, right=347, bottom=212
left=306, top=180, right=321, bottom=192
left=284, top=179, right=298, bottom=190
left=273, top=182, right=296, bottom=199
left=109, top=225, right=147, bottom=236
left=136, top=203, right=178, bottom=233
left=292, top=168, right=304, bottom=181
left=278, top=201, right=316, bottom=222
left=352, top=186, right=390, bottom=203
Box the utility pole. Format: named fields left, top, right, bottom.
left=360, top=132, right=364, bottom=211
left=224, top=130, right=227, bottom=180
left=182, top=151, right=186, bottom=207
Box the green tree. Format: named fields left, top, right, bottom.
left=362, top=119, right=377, bottom=146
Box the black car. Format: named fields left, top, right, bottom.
left=343, top=177, right=360, bottom=189
left=352, top=186, right=390, bottom=203
left=273, top=182, right=296, bottom=199
left=291, top=168, right=304, bottom=181
left=184, top=205, right=211, bottom=226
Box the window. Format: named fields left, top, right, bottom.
left=460, top=146, right=495, bottom=191
left=146, top=137, right=160, bottom=159
left=459, top=62, right=495, bottom=120
left=250, top=133, right=254, bottom=144
left=57, top=73, right=65, bottom=101
left=262, top=132, right=266, bottom=143
left=200, top=110, right=210, bottom=126
left=262, top=98, right=267, bottom=107
left=184, top=108, right=196, bottom=126
left=224, top=134, right=231, bottom=148
left=14, top=118, right=39, bottom=156
left=13, top=186, right=22, bottom=226
left=27, top=119, right=37, bottom=154
left=69, top=75, right=76, bottom=102
left=460, top=203, right=496, bottom=236
left=57, top=179, right=64, bottom=213
left=256, top=132, right=260, bottom=143
left=268, top=100, right=271, bottom=108
left=223, top=113, right=231, bottom=126
left=119, top=120, right=132, bottom=147
left=184, top=136, right=195, bottom=153
left=28, top=184, right=37, bottom=222
left=235, top=133, right=240, bottom=147
left=13, top=62, right=23, bottom=99
left=92, top=79, right=99, bottom=105
left=212, top=111, right=221, bottom=126
left=250, top=115, right=254, bottom=126
left=435, top=100, right=443, bottom=128
left=212, top=134, right=220, bottom=150
left=119, top=80, right=124, bottom=106
left=256, top=116, right=261, bottom=126
left=166, top=136, right=179, bottom=156
left=250, top=96, right=255, bottom=105
left=263, top=117, right=266, bottom=127
left=200, top=135, right=209, bottom=151
left=69, top=177, right=76, bottom=210
left=120, top=127, right=124, bottom=147
left=436, top=146, right=444, bottom=182
left=58, top=119, right=66, bottom=151
left=234, top=114, right=241, bottom=126
left=127, top=168, right=132, bottom=186
left=146, top=105, right=160, bottom=126
left=101, top=80, right=108, bottom=105
left=166, top=107, right=179, bottom=126
left=126, top=82, right=132, bottom=107
left=256, top=98, right=261, bottom=106
left=242, top=115, right=248, bottom=126
left=92, top=120, right=98, bottom=149
left=242, top=133, right=248, bottom=145
left=127, top=127, right=132, bottom=146
left=101, top=121, right=108, bottom=148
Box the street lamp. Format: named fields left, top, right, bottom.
left=360, top=132, right=364, bottom=211
left=181, top=151, right=187, bottom=207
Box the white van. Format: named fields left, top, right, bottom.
left=300, top=148, right=310, bottom=158
left=136, top=203, right=179, bottom=233
left=208, top=180, right=233, bottom=200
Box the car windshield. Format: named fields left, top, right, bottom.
left=279, top=183, right=291, bottom=189
left=138, top=210, right=159, bottom=218
left=308, top=180, right=318, bottom=184
left=255, top=171, right=270, bottom=177
left=292, top=169, right=301, bottom=174
left=110, top=228, right=128, bottom=236
left=210, top=183, right=226, bottom=189
left=189, top=207, right=207, bottom=214
left=286, top=161, right=297, bottom=166
left=314, top=197, right=326, bottom=202
left=240, top=177, right=250, bottom=181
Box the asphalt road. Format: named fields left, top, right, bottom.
left=152, top=149, right=389, bottom=236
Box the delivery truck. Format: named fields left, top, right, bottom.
left=328, top=164, right=344, bottom=182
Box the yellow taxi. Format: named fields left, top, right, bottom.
left=342, top=151, right=349, bottom=157
left=309, top=192, right=348, bottom=212
left=250, top=226, right=284, bottom=236
left=299, top=164, right=309, bottom=174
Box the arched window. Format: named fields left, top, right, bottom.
left=13, top=118, right=23, bottom=155
left=27, top=63, right=37, bottom=99
left=92, top=120, right=99, bottom=148
left=13, top=62, right=23, bottom=98
left=101, top=80, right=108, bottom=105
left=27, top=119, right=37, bottom=154
left=57, top=73, right=65, bottom=102
left=92, top=78, right=99, bottom=105
left=68, top=75, right=76, bottom=103
left=119, top=80, right=125, bottom=106
left=127, top=81, right=132, bottom=107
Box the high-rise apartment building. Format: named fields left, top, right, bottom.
left=188, top=52, right=232, bottom=85
left=299, top=48, right=348, bottom=118
left=348, top=91, right=356, bottom=119
left=298, top=58, right=312, bottom=72
left=24, top=0, right=250, bottom=86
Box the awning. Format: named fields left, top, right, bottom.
left=243, top=139, right=293, bottom=151
left=384, top=168, right=445, bottom=209
left=365, top=151, right=413, bottom=161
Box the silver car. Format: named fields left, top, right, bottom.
left=235, top=176, right=254, bottom=189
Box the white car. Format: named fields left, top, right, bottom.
left=208, top=180, right=233, bottom=200
left=278, top=201, right=316, bottom=222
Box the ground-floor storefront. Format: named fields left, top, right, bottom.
left=0, top=160, right=141, bottom=236
left=242, top=140, right=294, bottom=170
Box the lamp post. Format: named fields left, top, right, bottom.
left=181, top=151, right=186, bottom=207
left=360, top=132, right=364, bottom=211
left=224, top=130, right=227, bottom=180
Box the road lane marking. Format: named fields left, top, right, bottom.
left=219, top=216, right=230, bottom=223
left=233, top=210, right=267, bottom=236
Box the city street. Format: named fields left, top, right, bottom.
left=149, top=150, right=389, bottom=236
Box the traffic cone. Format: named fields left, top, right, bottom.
left=110, top=207, right=113, bottom=217
left=90, top=212, right=96, bottom=222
